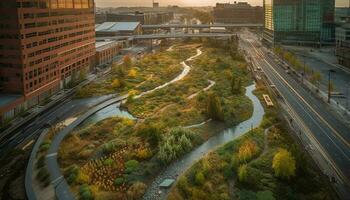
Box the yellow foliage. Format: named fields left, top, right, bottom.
left=128, top=89, right=138, bottom=96
left=111, top=79, right=121, bottom=89
left=272, top=148, right=296, bottom=179
left=237, top=139, right=259, bottom=163
left=128, top=69, right=137, bottom=78
left=136, top=148, right=152, bottom=160
left=76, top=170, right=90, bottom=184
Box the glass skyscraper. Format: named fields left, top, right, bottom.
left=263, top=0, right=335, bottom=46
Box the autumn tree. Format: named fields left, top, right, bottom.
left=207, top=92, right=224, bottom=121
left=272, top=149, right=296, bottom=179
left=237, top=139, right=259, bottom=163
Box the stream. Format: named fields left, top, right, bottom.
left=78, top=48, right=203, bottom=127
left=142, top=84, right=265, bottom=200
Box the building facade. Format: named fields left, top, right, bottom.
left=263, top=0, right=335, bottom=46
left=213, top=2, right=263, bottom=24
left=106, top=11, right=174, bottom=25
left=95, top=41, right=124, bottom=67
left=336, top=17, right=350, bottom=68
left=0, top=0, right=96, bottom=122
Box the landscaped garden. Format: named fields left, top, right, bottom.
left=75, top=44, right=196, bottom=99
left=57, top=38, right=257, bottom=199
left=167, top=82, right=337, bottom=200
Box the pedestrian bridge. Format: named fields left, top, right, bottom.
left=142, top=23, right=263, bottom=29
left=96, top=33, right=234, bottom=41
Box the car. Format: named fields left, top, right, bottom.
left=285, top=70, right=290, bottom=74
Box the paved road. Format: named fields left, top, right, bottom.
left=240, top=33, right=350, bottom=191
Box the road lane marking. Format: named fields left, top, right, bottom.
left=247, top=40, right=350, bottom=150
left=22, top=140, right=34, bottom=150
left=246, top=43, right=350, bottom=184
left=246, top=41, right=350, bottom=160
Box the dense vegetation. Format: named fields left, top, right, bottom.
left=168, top=83, right=337, bottom=200
left=58, top=39, right=255, bottom=199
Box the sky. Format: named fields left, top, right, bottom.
left=95, top=0, right=349, bottom=8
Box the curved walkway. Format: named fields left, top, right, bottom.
left=43, top=48, right=203, bottom=200
left=135, top=48, right=202, bottom=99
left=142, top=84, right=265, bottom=200
left=187, top=80, right=215, bottom=100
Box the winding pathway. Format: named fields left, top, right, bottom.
left=135, top=48, right=202, bottom=99
left=187, top=80, right=216, bottom=100
left=142, top=84, right=265, bottom=200
left=43, top=47, right=203, bottom=200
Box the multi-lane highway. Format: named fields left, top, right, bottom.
left=240, top=32, right=350, bottom=192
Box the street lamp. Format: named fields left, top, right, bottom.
left=327, top=69, right=336, bottom=103
left=346, top=83, right=350, bottom=111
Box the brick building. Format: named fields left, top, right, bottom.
left=106, top=11, right=174, bottom=25
left=95, top=41, right=124, bottom=67
left=0, top=0, right=96, bottom=122
left=213, top=2, right=263, bottom=24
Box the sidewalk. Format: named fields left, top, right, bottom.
left=266, top=48, right=350, bottom=125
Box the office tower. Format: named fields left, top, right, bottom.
left=0, top=0, right=96, bottom=121
left=263, top=0, right=335, bottom=46
left=213, top=2, right=263, bottom=24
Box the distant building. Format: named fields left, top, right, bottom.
left=263, top=0, right=335, bottom=46
left=213, top=2, right=263, bottom=24
left=0, top=0, right=95, bottom=122
left=153, top=2, right=160, bottom=8
left=95, top=41, right=124, bottom=67
left=336, top=17, right=350, bottom=68
left=95, top=22, right=143, bottom=37
left=335, top=7, right=350, bottom=23
left=106, top=11, right=174, bottom=25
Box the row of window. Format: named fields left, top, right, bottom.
left=23, top=16, right=93, bottom=30
left=27, top=29, right=94, bottom=58
left=27, top=35, right=94, bottom=67
left=18, top=0, right=94, bottom=9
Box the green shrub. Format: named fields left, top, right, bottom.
left=256, top=191, right=275, bottom=200
left=195, top=171, right=205, bottom=186
left=127, top=182, right=147, bottom=200
left=114, top=178, right=125, bottom=186
left=236, top=189, right=257, bottom=200
left=79, top=184, right=93, bottom=200
left=158, top=127, right=196, bottom=164
left=103, top=158, right=113, bottom=166
left=238, top=164, right=248, bottom=182
left=125, top=160, right=140, bottom=173
left=66, top=165, right=79, bottom=184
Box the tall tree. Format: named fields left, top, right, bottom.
left=272, top=149, right=296, bottom=179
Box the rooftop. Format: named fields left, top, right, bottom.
left=96, top=22, right=140, bottom=32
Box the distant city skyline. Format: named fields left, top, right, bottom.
left=95, top=0, right=349, bottom=7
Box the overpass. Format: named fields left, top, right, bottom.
left=142, top=23, right=263, bottom=29
left=96, top=33, right=234, bottom=41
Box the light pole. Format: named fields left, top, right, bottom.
left=346, top=83, right=350, bottom=111
left=327, top=69, right=336, bottom=103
